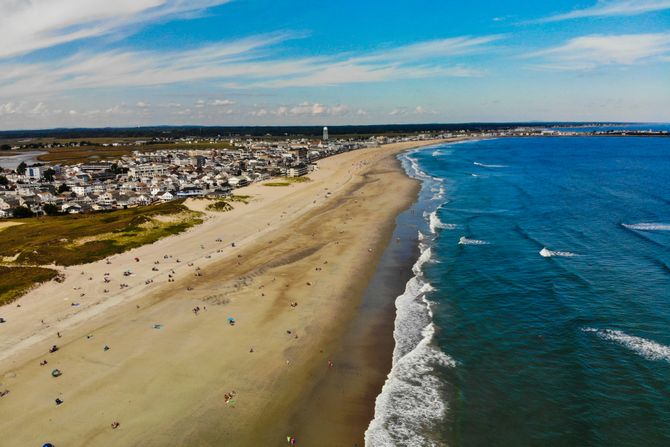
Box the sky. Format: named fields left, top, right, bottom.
left=0, top=0, right=669, bottom=129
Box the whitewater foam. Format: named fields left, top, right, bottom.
left=431, top=185, right=446, bottom=201
left=427, top=210, right=456, bottom=234
left=474, top=161, right=507, bottom=168
left=365, top=233, right=454, bottom=447
left=622, top=223, right=670, bottom=231
left=407, top=155, right=431, bottom=181
left=583, top=328, right=670, bottom=363
left=540, top=247, right=579, bottom=257
left=458, top=236, right=488, bottom=245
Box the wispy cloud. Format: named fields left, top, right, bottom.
left=538, top=0, right=670, bottom=22
left=0, top=0, right=231, bottom=59
left=0, top=33, right=498, bottom=99
left=250, top=102, right=352, bottom=117
left=526, top=33, right=670, bottom=71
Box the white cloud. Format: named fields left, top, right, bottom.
left=527, top=33, right=670, bottom=71
left=539, top=0, right=670, bottom=22
left=249, top=102, right=355, bottom=118
left=135, top=101, right=150, bottom=108
left=0, top=33, right=496, bottom=101
left=389, top=105, right=436, bottom=116
left=0, top=0, right=232, bottom=59
left=210, top=99, right=236, bottom=106
left=0, top=102, right=19, bottom=115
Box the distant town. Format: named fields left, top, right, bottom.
left=0, top=125, right=667, bottom=218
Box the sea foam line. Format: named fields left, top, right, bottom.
left=540, top=247, right=579, bottom=258
left=458, top=236, right=488, bottom=245
left=583, top=328, right=670, bottom=363
left=473, top=161, right=507, bottom=168
left=622, top=223, right=670, bottom=231
left=366, top=152, right=454, bottom=447
left=425, top=210, right=456, bottom=234
left=365, top=234, right=454, bottom=447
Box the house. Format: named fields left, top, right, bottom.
left=27, top=166, right=41, bottom=179
left=159, top=192, right=174, bottom=201
left=62, top=203, right=82, bottom=214
left=71, top=185, right=92, bottom=196
left=0, top=196, right=20, bottom=212
left=228, top=177, right=248, bottom=188
left=287, top=165, right=308, bottom=177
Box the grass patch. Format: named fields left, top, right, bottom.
left=228, top=195, right=251, bottom=204
left=0, top=200, right=203, bottom=266
left=285, top=176, right=311, bottom=183
left=35, top=141, right=234, bottom=165
left=264, top=176, right=311, bottom=187
left=0, top=266, right=59, bottom=305
left=206, top=201, right=234, bottom=212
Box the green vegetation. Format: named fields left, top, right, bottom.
left=263, top=176, right=311, bottom=187
left=12, top=206, right=34, bottom=218
left=42, top=203, right=60, bottom=216
left=227, top=195, right=251, bottom=204
left=0, top=200, right=202, bottom=266
left=205, top=194, right=252, bottom=211
left=42, top=168, right=56, bottom=182
left=0, top=266, right=59, bottom=305
left=34, top=141, right=234, bottom=165
left=206, top=200, right=234, bottom=212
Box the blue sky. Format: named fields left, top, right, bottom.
left=0, top=0, right=669, bottom=129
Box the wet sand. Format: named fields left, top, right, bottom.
left=0, top=139, right=447, bottom=446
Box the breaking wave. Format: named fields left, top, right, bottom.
left=426, top=210, right=456, bottom=233
left=458, top=236, right=489, bottom=245
left=583, top=328, right=670, bottom=363
left=540, top=247, right=579, bottom=258
left=622, top=223, right=670, bottom=231
left=474, top=161, right=507, bottom=168
left=431, top=185, right=446, bottom=201
left=407, top=155, right=431, bottom=181
left=366, top=227, right=454, bottom=447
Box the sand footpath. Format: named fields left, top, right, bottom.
left=0, top=139, right=446, bottom=446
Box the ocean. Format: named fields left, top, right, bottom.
left=366, top=136, right=670, bottom=446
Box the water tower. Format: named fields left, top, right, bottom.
left=322, top=126, right=329, bottom=141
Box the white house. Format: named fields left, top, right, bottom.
left=160, top=191, right=174, bottom=201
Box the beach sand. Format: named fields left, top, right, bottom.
left=0, top=139, right=446, bottom=446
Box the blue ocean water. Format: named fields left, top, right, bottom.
left=553, top=124, right=670, bottom=133
left=366, top=137, right=670, bottom=446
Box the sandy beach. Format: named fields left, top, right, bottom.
left=0, top=139, right=447, bottom=446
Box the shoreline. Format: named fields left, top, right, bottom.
left=0, top=139, right=453, bottom=446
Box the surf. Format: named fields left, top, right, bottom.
left=425, top=210, right=456, bottom=234
left=365, top=230, right=453, bottom=447
left=458, top=236, right=488, bottom=245
left=473, top=161, right=507, bottom=168
left=583, top=328, right=670, bottom=363
left=540, top=247, right=578, bottom=257
left=621, top=223, right=670, bottom=231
